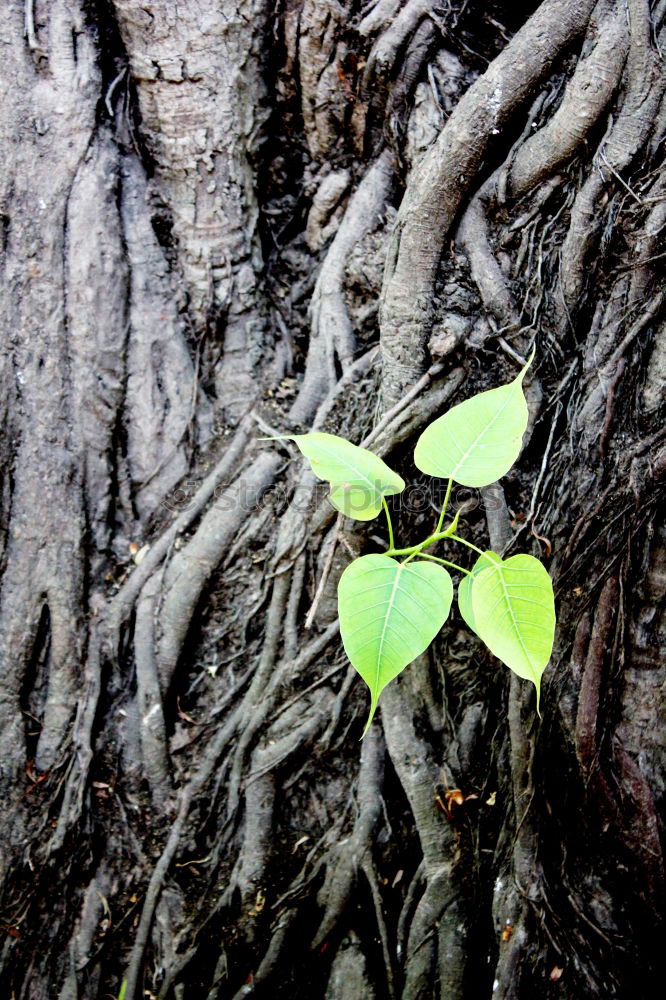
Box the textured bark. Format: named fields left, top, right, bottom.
left=0, top=2, right=665, bottom=999
left=112, top=0, right=270, bottom=418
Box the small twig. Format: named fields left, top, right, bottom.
left=599, top=150, right=643, bottom=205
left=616, top=249, right=666, bottom=271
left=529, top=507, right=552, bottom=556
left=104, top=66, right=127, bottom=117
left=304, top=517, right=343, bottom=629
left=362, top=361, right=445, bottom=449
left=362, top=857, right=396, bottom=1000
left=603, top=290, right=664, bottom=376
left=599, top=357, right=626, bottom=458
left=498, top=336, right=527, bottom=365
left=396, top=861, right=425, bottom=959
left=252, top=410, right=292, bottom=441
left=270, top=662, right=346, bottom=729
left=507, top=400, right=562, bottom=553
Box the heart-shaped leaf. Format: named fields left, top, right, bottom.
left=338, top=554, right=453, bottom=734
left=414, top=356, right=532, bottom=487
left=276, top=432, right=405, bottom=520
left=471, top=553, right=555, bottom=711
left=457, top=551, right=501, bottom=634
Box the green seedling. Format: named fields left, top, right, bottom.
left=269, top=356, right=555, bottom=734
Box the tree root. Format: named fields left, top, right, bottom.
left=575, top=576, right=618, bottom=779
left=363, top=0, right=437, bottom=87
left=457, top=184, right=522, bottom=337
left=238, top=697, right=334, bottom=903
left=456, top=0, right=628, bottom=355
left=290, top=150, right=395, bottom=424
left=105, top=319, right=466, bottom=996
left=508, top=0, right=629, bottom=198
left=109, top=415, right=256, bottom=640
left=156, top=451, right=283, bottom=689
left=312, top=727, right=385, bottom=948
left=491, top=676, right=539, bottom=1000
left=361, top=856, right=396, bottom=1000
left=135, top=576, right=172, bottom=809
left=324, top=929, right=377, bottom=1000
left=380, top=665, right=466, bottom=999
left=380, top=0, right=598, bottom=403
left=122, top=614, right=339, bottom=997
left=559, top=0, right=665, bottom=317
left=359, top=0, right=407, bottom=39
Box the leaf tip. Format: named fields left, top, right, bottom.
left=360, top=697, right=379, bottom=740
left=519, top=349, right=536, bottom=380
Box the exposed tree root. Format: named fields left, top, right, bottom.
left=290, top=150, right=395, bottom=424
left=311, top=728, right=385, bottom=948
left=559, top=0, right=665, bottom=318
left=380, top=0, right=598, bottom=403
left=135, top=575, right=172, bottom=808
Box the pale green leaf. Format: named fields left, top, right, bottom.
left=277, top=432, right=405, bottom=520
left=414, top=356, right=533, bottom=487
left=329, top=482, right=387, bottom=522
left=471, top=553, right=555, bottom=711
left=457, top=552, right=501, bottom=634
left=339, top=554, right=453, bottom=734
left=457, top=574, right=476, bottom=633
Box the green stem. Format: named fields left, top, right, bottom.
left=385, top=487, right=496, bottom=572
left=448, top=533, right=498, bottom=568
left=386, top=481, right=461, bottom=559
left=413, top=552, right=470, bottom=575
left=435, top=477, right=453, bottom=535
left=382, top=496, right=395, bottom=551
left=387, top=531, right=450, bottom=557
left=387, top=529, right=496, bottom=567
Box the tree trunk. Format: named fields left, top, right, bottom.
left=0, top=1, right=664, bottom=998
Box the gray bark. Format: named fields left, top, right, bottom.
left=0, top=2, right=664, bottom=999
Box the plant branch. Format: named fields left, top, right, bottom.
left=386, top=519, right=463, bottom=558
left=382, top=496, right=395, bottom=551
left=448, top=533, right=494, bottom=562
left=435, top=478, right=453, bottom=535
